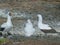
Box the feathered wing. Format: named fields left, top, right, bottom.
left=42, top=23, right=52, bottom=29
left=1, top=23, right=7, bottom=28
left=38, top=23, right=52, bottom=30
left=1, top=22, right=13, bottom=32
left=0, top=22, right=7, bottom=31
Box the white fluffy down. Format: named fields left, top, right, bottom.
left=24, top=19, right=35, bottom=37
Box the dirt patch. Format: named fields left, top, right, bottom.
left=2, top=39, right=60, bottom=45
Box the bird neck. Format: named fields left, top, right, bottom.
left=38, top=17, right=43, bottom=23
left=7, top=15, right=12, bottom=24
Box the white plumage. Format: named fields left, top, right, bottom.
left=37, top=14, right=51, bottom=30
left=0, top=12, right=13, bottom=32
left=24, top=19, right=35, bottom=37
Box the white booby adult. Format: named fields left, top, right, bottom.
left=24, top=19, right=35, bottom=37
left=37, top=14, right=57, bottom=33
left=37, top=14, right=52, bottom=29
left=0, top=12, right=13, bottom=33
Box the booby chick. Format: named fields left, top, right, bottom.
left=24, top=19, right=35, bottom=37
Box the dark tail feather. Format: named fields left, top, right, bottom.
left=0, top=27, right=5, bottom=31
left=7, top=32, right=12, bottom=35
left=0, top=32, right=2, bottom=36
left=41, top=29, right=57, bottom=33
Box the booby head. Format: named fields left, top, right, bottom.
left=27, top=19, right=31, bottom=23
left=8, top=12, right=12, bottom=16
left=9, top=12, right=12, bottom=16
left=7, top=12, right=12, bottom=18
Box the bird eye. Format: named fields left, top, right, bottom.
left=9, top=13, right=12, bottom=16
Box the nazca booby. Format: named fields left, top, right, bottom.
left=37, top=14, right=52, bottom=29
left=37, top=14, right=57, bottom=33
left=0, top=12, right=13, bottom=34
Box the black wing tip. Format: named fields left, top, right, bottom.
left=41, top=29, right=57, bottom=33
left=0, top=32, right=3, bottom=36
left=0, top=28, right=5, bottom=31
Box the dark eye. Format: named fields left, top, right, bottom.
left=9, top=13, right=12, bottom=16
